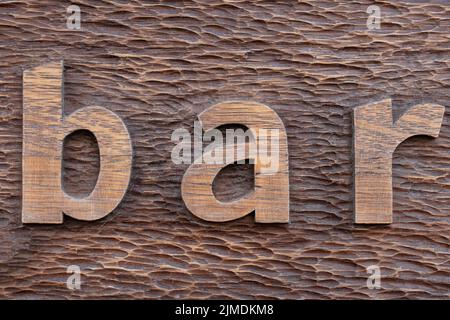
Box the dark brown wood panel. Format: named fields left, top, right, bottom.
left=0, top=0, right=449, bottom=299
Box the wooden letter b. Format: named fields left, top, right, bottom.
left=22, top=61, right=132, bottom=223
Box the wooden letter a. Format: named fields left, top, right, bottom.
left=181, top=102, right=289, bottom=223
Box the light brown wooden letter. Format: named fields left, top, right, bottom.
left=181, top=101, right=289, bottom=223
left=22, top=61, right=132, bottom=223
left=353, top=99, right=444, bottom=224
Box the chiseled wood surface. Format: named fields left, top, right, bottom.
left=0, top=1, right=449, bottom=299
left=353, top=99, right=445, bottom=224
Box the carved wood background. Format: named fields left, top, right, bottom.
left=0, top=0, right=449, bottom=299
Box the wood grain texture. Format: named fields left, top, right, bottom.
left=353, top=99, right=445, bottom=224
left=0, top=0, right=449, bottom=299
left=22, top=61, right=133, bottom=223
left=182, top=101, right=289, bottom=223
